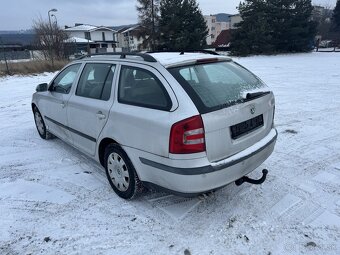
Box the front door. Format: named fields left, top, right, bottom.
left=42, top=63, right=82, bottom=142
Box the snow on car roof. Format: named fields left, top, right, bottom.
left=149, top=52, right=231, bottom=68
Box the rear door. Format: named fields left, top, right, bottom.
left=67, top=62, right=117, bottom=156
left=169, top=60, right=275, bottom=162
left=108, top=63, right=178, bottom=157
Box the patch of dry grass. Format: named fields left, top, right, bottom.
left=0, top=59, right=69, bottom=77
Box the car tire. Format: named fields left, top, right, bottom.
left=104, top=144, right=143, bottom=199
left=33, top=106, right=54, bottom=140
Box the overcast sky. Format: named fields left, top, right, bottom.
left=1, top=0, right=337, bottom=30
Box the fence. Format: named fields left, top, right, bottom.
left=0, top=50, right=31, bottom=61
left=316, top=48, right=340, bottom=52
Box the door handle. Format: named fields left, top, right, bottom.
left=61, top=102, right=66, bottom=108
left=96, top=111, right=106, bottom=120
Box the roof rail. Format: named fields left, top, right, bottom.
left=77, top=52, right=157, bottom=62
left=147, top=49, right=220, bottom=56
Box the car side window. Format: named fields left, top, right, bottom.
left=179, top=67, right=199, bottom=85
left=76, top=63, right=116, bottom=100
left=118, top=66, right=172, bottom=111
left=51, top=64, right=81, bottom=94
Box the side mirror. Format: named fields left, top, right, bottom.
left=36, top=83, right=48, bottom=92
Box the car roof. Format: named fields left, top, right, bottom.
left=75, top=52, right=231, bottom=68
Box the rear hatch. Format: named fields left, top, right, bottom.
left=169, top=59, right=275, bottom=162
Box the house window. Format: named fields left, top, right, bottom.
left=124, top=33, right=129, bottom=41
left=84, top=32, right=91, bottom=40
left=102, top=32, right=106, bottom=41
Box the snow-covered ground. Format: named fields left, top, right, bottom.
left=0, top=52, right=339, bottom=255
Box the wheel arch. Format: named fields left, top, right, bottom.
left=98, top=137, right=119, bottom=167
left=31, top=103, right=37, bottom=111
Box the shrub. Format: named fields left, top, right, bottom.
left=0, top=60, right=69, bottom=77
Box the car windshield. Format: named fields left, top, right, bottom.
left=169, top=61, right=267, bottom=113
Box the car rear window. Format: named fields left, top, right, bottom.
left=169, top=61, right=267, bottom=113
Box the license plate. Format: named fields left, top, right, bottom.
left=230, top=115, right=264, bottom=139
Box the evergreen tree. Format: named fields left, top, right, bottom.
left=136, top=0, right=160, bottom=51
left=332, top=0, right=340, bottom=31
left=231, top=0, right=316, bottom=56
left=159, top=0, right=208, bottom=50
left=270, top=0, right=316, bottom=52
left=231, top=0, right=274, bottom=56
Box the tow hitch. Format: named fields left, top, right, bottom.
left=235, top=169, right=268, bottom=186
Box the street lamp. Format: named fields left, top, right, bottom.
left=51, top=14, right=58, bottom=27
left=48, top=8, right=57, bottom=22
left=48, top=8, right=57, bottom=67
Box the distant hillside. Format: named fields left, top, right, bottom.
left=0, top=29, right=34, bottom=35
left=214, top=13, right=232, bottom=22
left=0, top=33, right=35, bottom=46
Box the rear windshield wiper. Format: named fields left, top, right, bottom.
left=217, top=91, right=271, bottom=110
left=246, top=91, right=270, bottom=100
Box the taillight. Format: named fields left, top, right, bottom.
left=169, top=115, right=206, bottom=154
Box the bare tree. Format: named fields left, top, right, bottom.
left=313, top=1, right=335, bottom=40
left=33, top=17, right=69, bottom=61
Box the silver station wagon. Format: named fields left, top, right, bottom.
left=32, top=52, right=277, bottom=199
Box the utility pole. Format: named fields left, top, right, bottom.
left=0, top=37, right=10, bottom=75
left=151, top=0, right=155, bottom=51
left=48, top=8, right=57, bottom=68
left=127, top=31, right=131, bottom=52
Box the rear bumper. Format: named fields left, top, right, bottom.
left=138, top=128, right=278, bottom=194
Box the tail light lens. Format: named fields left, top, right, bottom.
left=169, top=115, right=206, bottom=154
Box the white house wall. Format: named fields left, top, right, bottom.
left=90, top=30, right=115, bottom=42
left=230, top=15, right=242, bottom=29
left=204, top=15, right=215, bottom=45
left=67, top=31, right=85, bottom=39
left=132, top=37, right=144, bottom=51
left=66, top=30, right=116, bottom=43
